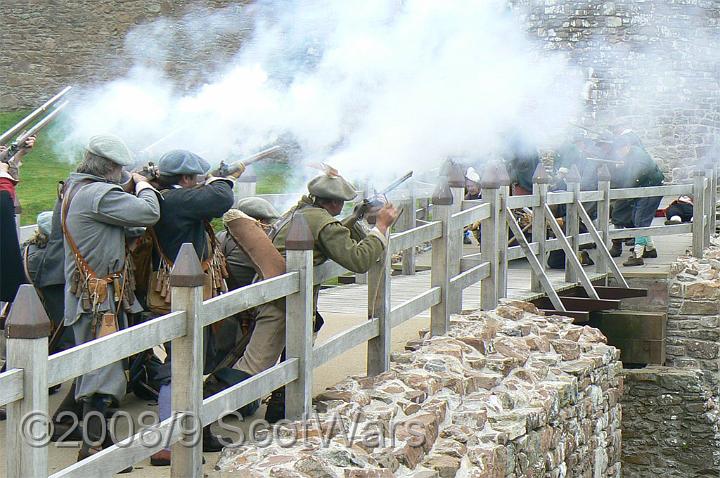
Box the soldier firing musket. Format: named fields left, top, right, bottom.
left=346, top=170, right=412, bottom=225
left=208, top=144, right=283, bottom=177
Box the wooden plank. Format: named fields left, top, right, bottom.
left=201, top=359, right=299, bottom=426
left=693, top=171, right=706, bottom=258
left=202, top=273, right=299, bottom=327
left=576, top=201, right=629, bottom=288
left=506, top=195, right=537, bottom=209
left=480, top=187, right=500, bottom=310
left=390, top=287, right=442, bottom=328
left=47, top=311, right=186, bottom=387
left=546, top=191, right=574, bottom=205
left=450, top=263, right=490, bottom=293
left=608, top=224, right=692, bottom=239
left=534, top=296, right=620, bottom=312
left=0, top=369, right=23, bottom=407
left=449, top=202, right=490, bottom=231
left=590, top=311, right=666, bottom=340
left=544, top=205, right=600, bottom=300
left=577, top=190, right=604, bottom=202
left=50, top=414, right=187, bottom=478
left=314, top=260, right=348, bottom=285
left=389, top=221, right=442, bottom=255
left=285, top=249, right=314, bottom=420
left=506, top=208, right=566, bottom=311
left=367, top=244, right=391, bottom=376
left=608, top=184, right=693, bottom=200
left=313, top=319, right=380, bottom=367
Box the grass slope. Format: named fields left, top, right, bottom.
left=1, top=111, right=290, bottom=225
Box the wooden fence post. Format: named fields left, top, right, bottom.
left=5, top=285, right=51, bottom=478
left=596, top=165, right=612, bottom=282
left=531, top=163, right=550, bottom=292
left=565, top=165, right=581, bottom=283
left=234, top=166, right=257, bottom=200
left=356, top=180, right=371, bottom=285
left=496, top=163, right=511, bottom=301
left=430, top=178, right=453, bottom=335
left=367, top=229, right=392, bottom=374
left=704, top=162, right=714, bottom=245
left=480, top=163, right=501, bottom=310
left=169, top=244, right=205, bottom=478
left=400, top=179, right=417, bottom=276
left=708, top=160, right=718, bottom=235
left=693, top=169, right=706, bottom=258
left=285, top=215, right=315, bottom=419
left=448, top=162, right=466, bottom=313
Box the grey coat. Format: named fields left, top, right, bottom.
left=63, top=173, right=160, bottom=325
left=62, top=172, right=160, bottom=401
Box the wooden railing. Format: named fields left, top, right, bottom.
left=2, top=161, right=715, bottom=477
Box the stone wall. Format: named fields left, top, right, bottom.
left=665, top=242, right=720, bottom=386
left=214, top=301, right=622, bottom=477
left=516, top=0, right=720, bottom=172
left=0, top=0, right=247, bottom=110
left=621, top=367, right=720, bottom=477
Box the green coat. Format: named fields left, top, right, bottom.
left=273, top=196, right=387, bottom=272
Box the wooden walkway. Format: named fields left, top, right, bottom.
left=318, top=222, right=693, bottom=317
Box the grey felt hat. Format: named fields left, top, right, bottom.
left=234, top=197, right=280, bottom=220
left=158, top=150, right=210, bottom=176
left=85, top=135, right=134, bottom=166
left=36, top=211, right=53, bottom=237
left=307, top=174, right=357, bottom=201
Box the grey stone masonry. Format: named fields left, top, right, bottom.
left=666, top=239, right=720, bottom=387
left=621, top=367, right=720, bottom=478
left=215, top=301, right=622, bottom=477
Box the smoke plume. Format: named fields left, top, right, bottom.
left=55, top=0, right=587, bottom=187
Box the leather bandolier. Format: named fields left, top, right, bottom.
left=61, top=180, right=136, bottom=338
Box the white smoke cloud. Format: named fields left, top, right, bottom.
left=55, top=0, right=586, bottom=187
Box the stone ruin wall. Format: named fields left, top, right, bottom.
left=2, top=1, right=719, bottom=172
left=214, top=301, right=623, bottom=477
left=618, top=241, right=720, bottom=477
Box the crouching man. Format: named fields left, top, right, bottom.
left=206, top=172, right=399, bottom=423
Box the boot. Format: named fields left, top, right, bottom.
left=51, top=381, right=84, bottom=442
left=609, top=240, right=623, bottom=258
left=78, top=396, right=133, bottom=473
left=203, top=425, right=230, bottom=452
left=264, top=387, right=285, bottom=424
left=623, top=256, right=644, bottom=266
left=579, top=251, right=595, bottom=266
left=643, top=248, right=658, bottom=258
left=204, top=368, right=259, bottom=418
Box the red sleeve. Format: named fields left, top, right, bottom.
left=0, top=178, right=16, bottom=200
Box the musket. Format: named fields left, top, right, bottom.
left=347, top=170, right=413, bottom=224
left=0, top=86, right=71, bottom=146
left=569, top=121, right=610, bottom=138
left=209, top=145, right=283, bottom=177
left=587, top=157, right=623, bottom=165
left=137, top=127, right=185, bottom=157
left=1, top=100, right=69, bottom=163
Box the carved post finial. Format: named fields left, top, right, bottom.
left=432, top=178, right=453, bottom=205
left=5, top=284, right=51, bottom=339
left=532, top=162, right=551, bottom=184
left=169, top=243, right=205, bottom=287
left=597, top=164, right=612, bottom=182
left=286, top=213, right=314, bottom=250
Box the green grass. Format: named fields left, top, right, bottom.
left=1, top=111, right=292, bottom=225
left=0, top=111, right=75, bottom=224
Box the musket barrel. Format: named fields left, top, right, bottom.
left=0, top=86, right=72, bottom=145
left=238, top=145, right=282, bottom=168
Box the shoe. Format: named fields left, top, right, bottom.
left=203, top=426, right=231, bottom=452
left=642, top=249, right=658, bottom=258
left=579, top=251, right=595, bottom=266
left=664, top=219, right=681, bottom=225
left=264, top=387, right=285, bottom=424
left=78, top=396, right=133, bottom=474
left=609, top=241, right=622, bottom=258
left=51, top=419, right=84, bottom=442
left=150, top=449, right=206, bottom=466
left=623, top=256, right=645, bottom=267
